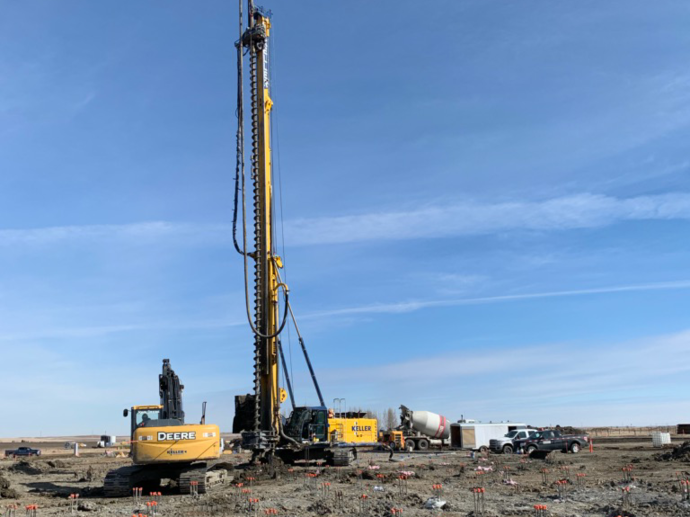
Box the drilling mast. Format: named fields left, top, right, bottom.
left=239, top=1, right=283, bottom=459
left=234, top=2, right=358, bottom=467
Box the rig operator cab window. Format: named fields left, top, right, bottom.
left=284, top=407, right=328, bottom=443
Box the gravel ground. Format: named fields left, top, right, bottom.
left=2, top=440, right=690, bottom=516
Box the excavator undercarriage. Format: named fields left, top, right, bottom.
left=103, top=461, right=229, bottom=497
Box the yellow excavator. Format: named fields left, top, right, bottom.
left=103, top=360, right=226, bottom=496
left=231, top=1, right=377, bottom=469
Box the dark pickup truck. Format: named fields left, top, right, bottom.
left=515, top=430, right=588, bottom=454
left=4, top=446, right=41, bottom=458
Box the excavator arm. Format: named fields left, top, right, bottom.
left=159, top=358, right=185, bottom=422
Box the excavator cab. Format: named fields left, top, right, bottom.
left=283, top=406, right=328, bottom=443
left=124, top=405, right=163, bottom=439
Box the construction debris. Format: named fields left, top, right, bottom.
left=655, top=441, right=690, bottom=461
left=0, top=473, right=19, bottom=499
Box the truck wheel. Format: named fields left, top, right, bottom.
left=526, top=445, right=537, bottom=455
left=417, top=438, right=430, bottom=451
left=479, top=446, right=488, bottom=453
left=570, top=442, right=581, bottom=454
left=502, top=444, right=513, bottom=454
left=405, top=441, right=415, bottom=452
left=388, top=441, right=398, bottom=451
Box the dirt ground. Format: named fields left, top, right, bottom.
left=2, top=438, right=690, bottom=517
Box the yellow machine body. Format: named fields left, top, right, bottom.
left=132, top=404, right=163, bottom=413
left=328, top=417, right=378, bottom=444
left=132, top=424, right=222, bottom=464
left=127, top=404, right=221, bottom=465
left=379, top=430, right=406, bottom=449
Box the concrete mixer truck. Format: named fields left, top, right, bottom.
left=379, top=405, right=450, bottom=451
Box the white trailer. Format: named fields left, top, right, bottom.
left=450, top=422, right=528, bottom=452
left=96, top=435, right=117, bottom=448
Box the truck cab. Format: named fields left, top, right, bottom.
left=518, top=429, right=589, bottom=454
left=490, top=428, right=537, bottom=454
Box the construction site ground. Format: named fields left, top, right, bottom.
left=2, top=437, right=690, bottom=516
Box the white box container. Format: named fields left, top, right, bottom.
left=450, top=422, right=528, bottom=451
left=651, top=432, right=671, bottom=447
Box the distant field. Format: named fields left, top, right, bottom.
left=584, top=426, right=681, bottom=437
left=0, top=436, right=125, bottom=444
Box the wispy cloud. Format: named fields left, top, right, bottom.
left=0, top=316, right=248, bottom=343
left=2, top=280, right=687, bottom=343
left=306, top=280, right=690, bottom=318
left=0, top=221, right=225, bottom=247
left=1, top=192, right=689, bottom=248
left=287, top=192, right=690, bottom=245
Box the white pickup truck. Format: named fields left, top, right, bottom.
left=489, top=428, right=537, bottom=454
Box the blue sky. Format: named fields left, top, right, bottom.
left=1, top=0, right=690, bottom=437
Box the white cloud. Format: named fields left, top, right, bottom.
left=0, top=192, right=688, bottom=249
left=0, top=280, right=688, bottom=343
left=0, top=221, right=223, bottom=247
left=305, top=280, right=690, bottom=318
left=286, top=193, right=690, bottom=245
left=0, top=317, right=248, bottom=342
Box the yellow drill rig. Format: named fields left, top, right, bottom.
left=232, top=1, right=376, bottom=468
left=103, top=360, right=226, bottom=496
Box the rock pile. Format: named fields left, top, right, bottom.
left=0, top=473, right=19, bottom=499
left=654, top=441, right=690, bottom=461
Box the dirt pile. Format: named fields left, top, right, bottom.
left=0, top=473, right=19, bottom=499
left=9, top=461, right=48, bottom=475
left=655, top=440, right=690, bottom=461
left=555, top=425, right=585, bottom=435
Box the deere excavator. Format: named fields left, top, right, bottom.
left=232, top=1, right=375, bottom=468
left=103, top=360, right=227, bottom=496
